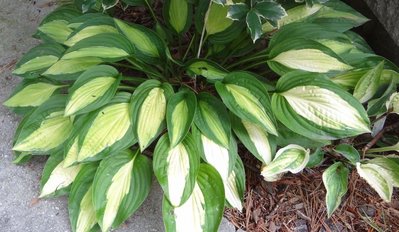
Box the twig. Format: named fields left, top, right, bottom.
left=362, top=122, right=399, bottom=158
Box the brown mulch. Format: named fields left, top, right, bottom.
left=225, top=151, right=399, bottom=232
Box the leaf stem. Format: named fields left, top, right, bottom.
left=144, top=0, right=158, bottom=24
left=227, top=54, right=268, bottom=69
left=183, top=34, right=196, bottom=62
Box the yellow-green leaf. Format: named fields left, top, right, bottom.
left=13, top=111, right=73, bottom=152
left=4, top=82, right=63, bottom=107
left=43, top=58, right=102, bottom=76
left=65, top=77, right=116, bottom=116
left=271, top=49, right=353, bottom=73
left=40, top=160, right=81, bottom=198
left=38, top=20, right=73, bottom=44
left=13, top=55, right=59, bottom=75
left=78, top=103, right=131, bottom=161
left=65, top=25, right=118, bottom=47
left=136, top=88, right=167, bottom=151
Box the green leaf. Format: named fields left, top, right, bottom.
left=77, top=100, right=134, bottom=162
left=308, top=1, right=369, bottom=32
left=65, top=16, right=118, bottom=47
left=205, top=2, right=233, bottom=35
left=322, top=162, right=349, bottom=218
left=12, top=43, right=65, bottom=78
left=231, top=114, right=275, bottom=164
left=4, top=81, right=64, bottom=108
left=306, top=148, right=325, bottom=168
left=62, top=33, right=134, bottom=61
left=193, top=92, right=231, bottom=148
left=227, top=3, right=249, bottom=21
left=164, top=0, right=192, bottom=34
left=166, top=89, right=197, bottom=147
left=93, top=150, right=152, bottom=232
left=153, top=134, right=200, bottom=207
left=114, top=19, right=166, bottom=62
left=216, top=72, right=277, bottom=136
left=367, top=81, right=396, bottom=116
left=40, top=151, right=82, bottom=198
left=131, top=80, right=173, bottom=151
left=334, top=144, right=360, bottom=165
left=331, top=69, right=368, bottom=90
left=272, top=71, right=370, bottom=140
left=353, top=61, right=384, bottom=103
left=254, top=1, right=287, bottom=26
left=261, top=144, right=310, bottom=181
left=356, top=162, right=393, bottom=202
left=246, top=9, right=262, bottom=43
left=13, top=96, right=74, bottom=153
left=65, top=65, right=121, bottom=116
left=162, top=164, right=225, bottom=232
left=185, top=59, right=228, bottom=82
left=69, top=164, right=99, bottom=232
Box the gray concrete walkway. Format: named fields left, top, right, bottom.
left=0, top=1, right=235, bottom=231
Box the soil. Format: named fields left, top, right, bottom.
left=112, top=2, right=399, bottom=231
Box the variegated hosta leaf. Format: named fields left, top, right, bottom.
left=267, top=39, right=352, bottom=75
left=166, top=90, right=197, bottom=147
left=185, top=59, right=228, bottom=82
left=308, top=1, right=369, bottom=32
left=271, top=48, right=352, bottom=73
left=216, top=72, right=277, bottom=135
left=224, top=155, right=245, bottom=211
left=12, top=43, right=65, bottom=78
left=65, top=65, right=120, bottom=116
left=69, top=164, right=99, bottom=232
left=193, top=124, right=236, bottom=180
left=194, top=92, right=231, bottom=148
left=356, top=162, right=393, bottom=202
left=322, top=162, right=349, bottom=218
left=153, top=134, right=200, bottom=207
left=333, top=144, right=360, bottom=165
left=77, top=103, right=132, bottom=162
left=43, top=57, right=103, bottom=78
left=330, top=69, right=368, bottom=90
left=35, top=4, right=82, bottom=43
left=61, top=33, right=134, bottom=61
left=272, top=71, right=370, bottom=140
left=4, top=82, right=64, bottom=108
left=262, top=4, right=323, bottom=32
left=13, top=110, right=73, bottom=153
left=163, top=164, right=225, bottom=232
left=353, top=61, right=384, bottom=103
left=65, top=17, right=118, bottom=47
left=38, top=20, right=74, bottom=44
left=131, top=80, right=174, bottom=151
left=93, top=150, right=152, bottom=232
left=261, top=144, right=310, bottom=181
left=114, top=19, right=165, bottom=62
left=40, top=152, right=82, bottom=198
left=386, top=92, right=399, bottom=114
left=369, top=157, right=399, bottom=187
left=164, top=0, right=192, bottom=34
left=232, top=116, right=274, bottom=164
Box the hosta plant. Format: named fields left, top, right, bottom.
left=5, top=0, right=399, bottom=231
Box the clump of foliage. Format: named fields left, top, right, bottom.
left=5, top=0, right=399, bottom=231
